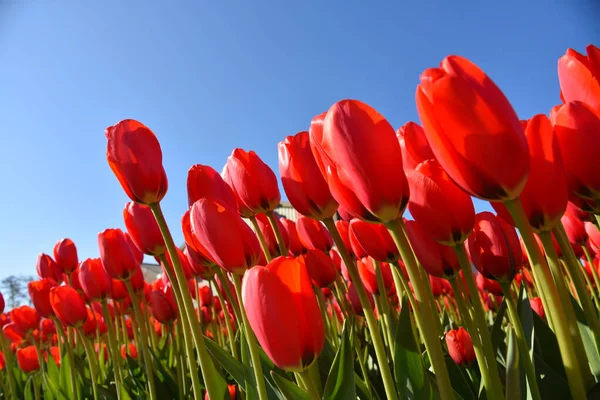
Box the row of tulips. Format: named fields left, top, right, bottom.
left=1, top=43, right=600, bottom=400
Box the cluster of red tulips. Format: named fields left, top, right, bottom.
left=1, top=43, right=600, bottom=400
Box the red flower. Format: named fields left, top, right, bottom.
left=123, top=202, right=166, bottom=256
left=79, top=258, right=112, bottom=300
left=28, top=279, right=57, bottom=318
left=196, top=285, right=213, bottom=307
left=346, top=282, right=373, bottom=316
left=0, top=291, right=4, bottom=314
left=190, top=198, right=261, bottom=274
left=149, top=286, right=178, bottom=324
left=585, top=222, right=600, bottom=251
left=349, top=219, right=399, bottom=263
left=466, top=212, right=521, bottom=282
left=561, top=209, right=587, bottom=245
left=3, top=323, right=25, bottom=343
left=302, top=249, right=338, bottom=288
left=222, top=148, right=280, bottom=218
left=416, top=56, right=529, bottom=201
left=530, top=297, right=546, bottom=320
left=296, top=216, right=333, bottom=253
left=54, top=238, right=78, bottom=274
left=17, top=346, right=40, bottom=373
left=309, top=101, right=409, bottom=222
left=552, top=101, right=600, bottom=201
left=254, top=213, right=290, bottom=258
left=187, top=164, right=237, bottom=210
left=357, top=257, right=393, bottom=296
left=476, top=273, right=504, bottom=297
left=182, top=210, right=218, bottom=272
left=396, top=121, right=436, bottom=170
left=404, top=220, right=460, bottom=278
left=11, top=306, right=40, bottom=333
left=558, top=45, right=600, bottom=115
left=121, top=343, right=138, bottom=359
left=407, top=159, right=475, bottom=245
left=49, top=286, right=88, bottom=328
left=242, top=256, right=324, bottom=371
left=98, top=228, right=139, bottom=280
left=105, top=119, right=168, bottom=204
left=159, top=246, right=195, bottom=281
left=446, top=328, right=476, bottom=367
left=278, top=131, right=338, bottom=220
left=280, top=218, right=305, bottom=256
left=36, top=253, right=63, bottom=283
left=334, top=220, right=352, bottom=256
left=204, top=384, right=237, bottom=400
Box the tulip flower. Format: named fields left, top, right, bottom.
left=445, top=327, right=476, bottom=366
left=121, top=343, right=138, bottom=359
left=404, top=220, right=460, bottom=278
left=11, top=306, right=40, bottom=333
left=278, top=131, right=338, bottom=219
left=36, top=253, right=63, bottom=283
left=530, top=297, right=546, bottom=320
left=561, top=210, right=587, bottom=245
left=149, top=286, right=178, bottom=324
left=346, top=282, right=373, bottom=316
left=334, top=219, right=352, bottom=254
left=558, top=45, right=600, bottom=115
left=416, top=55, right=529, bottom=201
left=476, top=273, right=504, bottom=297
left=222, top=148, right=280, bottom=217
left=357, top=257, right=394, bottom=295
left=0, top=291, right=4, bottom=314
left=123, top=202, right=166, bottom=256
left=302, top=249, right=338, bottom=288
left=396, top=121, right=436, bottom=170
left=3, top=323, right=25, bottom=343
left=196, top=285, right=213, bottom=307
left=296, top=216, right=333, bottom=252
left=105, top=119, right=168, bottom=204
left=348, top=219, right=399, bottom=263
left=98, top=228, right=140, bottom=280
left=242, top=256, right=324, bottom=371
left=182, top=210, right=218, bottom=270
left=49, top=286, right=88, bottom=327
left=585, top=222, right=600, bottom=250
left=187, top=164, right=238, bottom=210
left=309, top=101, right=409, bottom=223
left=27, top=278, right=57, bottom=318
left=54, top=238, right=79, bottom=274
left=492, top=114, right=568, bottom=232
left=79, top=258, right=112, bottom=300
left=17, top=346, right=40, bottom=373
left=254, top=213, right=290, bottom=258
left=280, top=218, right=305, bottom=256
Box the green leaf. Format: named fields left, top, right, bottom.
left=317, top=339, right=336, bottom=386
left=24, top=375, right=34, bottom=400
left=148, top=348, right=179, bottom=399
left=394, top=294, right=430, bottom=400
left=355, top=374, right=372, bottom=400
left=444, top=356, right=476, bottom=400
left=270, top=371, right=310, bottom=400
left=490, top=297, right=507, bottom=361
left=570, top=295, right=600, bottom=378
left=323, top=321, right=355, bottom=400
left=505, top=327, right=521, bottom=400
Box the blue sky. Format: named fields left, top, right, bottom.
left=0, top=1, right=598, bottom=282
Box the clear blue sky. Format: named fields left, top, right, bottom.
left=0, top=1, right=598, bottom=281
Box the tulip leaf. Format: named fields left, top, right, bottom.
left=323, top=321, right=355, bottom=400
left=270, top=371, right=310, bottom=400
left=517, top=284, right=534, bottom=358
left=148, top=348, right=179, bottom=398
left=444, top=356, right=476, bottom=400
left=355, top=374, right=372, bottom=400
left=393, top=294, right=430, bottom=400
left=570, top=295, right=600, bottom=378
left=24, top=375, right=34, bottom=400
left=317, top=339, right=336, bottom=386
left=490, top=297, right=507, bottom=360
left=505, top=327, right=522, bottom=400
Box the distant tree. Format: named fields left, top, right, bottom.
left=1, top=275, right=34, bottom=309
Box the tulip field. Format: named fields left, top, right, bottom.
left=2, top=43, right=600, bottom=400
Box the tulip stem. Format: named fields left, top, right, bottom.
left=215, top=269, right=243, bottom=325
left=267, top=211, right=288, bottom=256
left=315, top=286, right=333, bottom=344
left=0, top=337, right=17, bottom=400
left=249, top=216, right=272, bottom=262
left=232, top=274, right=270, bottom=400
left=449, top=275, right=503, bottom=400
left=386, top=218, right=455, bottom=400
left=504, top=198, right=588, bottom=400
left=374, top=260, right=395, bottom=352
left=498, top=282, right=541, bottom=400
left=210, top=278, right=239, bottom=360
left=101, top=300, right=124, bottom=399
left=54, top=318, right=79, bottom=399
left=324, top=217, right=398, bottom=400
left=298, top=368, right=321, bottom=400
left=124, top=280, right=157, bottom=400
left=76, top=330, right=100, bottom=400
left=151, top=203, right=228, bottom=400
left=552, top=223, right=600, bottom=352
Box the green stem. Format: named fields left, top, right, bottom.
left=298, top=368, right=320, bottom=400
left=499, top=282, right=541, bottom=400
left=215, top=268, right=243, bottom=325
left=453, top=244, right=505, bottom=400
left=33, top=375, right=40, bottom=400
left=323, top=217, right=398, bottom=400
left=266, top=210, right=288, bottom=256
left=249, top=216, right=272, bottom=262
left=374, top=260, right=395, bottom=352
left=0, top=337, right=17, bottom=399
left=124, top=280, right=157, bottom=400
left=385, top=219, right=454, bottom=400
left=211, top=278, right=239, bottom=360
left=150, top=203, right=226, bottom=400
left=232, top=274, right=270, bottom=400
left=174, top=321, right=188, bottom=398
left=315, top=285, right=333, bottom=344
left=504, top=198, right=588, bottom=399
left=101, top=300, right=123, bottom=399
left=54, top=319, right=78, bottom=399
left=77, top=330, right=99, bottom=400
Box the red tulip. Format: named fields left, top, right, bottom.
left=396, top=121, right=436, bottom=170
left=121, top=343, right=138, bottom=359
left=404, top=220, right=460, bottom=278
left=36, top=253, right=62, bottom=283
left=98, top=228, right=139, bottom=280
left=348, top=219, right=399, bottom=262
left=334, top=220, right=352, bottom=256
left=302, top=249, right=338, bottom=288
left=330, top=248, right=342, bottom=274
left=222, top=148, right=280, bottom=218
left=254, top=213, right=290, bottom=258
left=187, top=164, right=237, bottom=210
left=17, top=346, right=39, bottom=372
left=492, top=114, right=568, bottom=232
left=105, top=119, right=168, bottom=204
left=357, top=257, right=393, bottom=296
left=280, top=218, right=305, bottom=256
left=79, top=258, right=112, bottom=300
left=562, top=210, right=587, bottom=245
left=149, top=286, right=178, bottom=324
left=476, top=273, right=504, bottom=297
left=530, top=297, right=546, bottom=320
left=0, top=292, right=4, bottom=314
left=558, top=45, right=600, bottom=115
left=585, top=222, right=600, bottom=250
left=242, top=256, right=324, bottom=371
left=407, top=159, right=475, bottom=245
left=3, top=323, right=25, bottom=343
left=54, top=238, right=78, bottom=274
left=296, top=216, right=333, bottom=252
left=40, top=318, right=56, bottom=338
left=198, top=306, right=212, bottom=324
left=81, top=308, right=102, bottom=337
left=416, top=56, right=529, bottom=201
left=278, top=131, right=338, bottom=219
left=204, top=384, right=237, bottom=400
left=49, top=286, right=87, bottom=327
left=309, top=101, right=409, bottom=223
left=552, top=101, right=600, bottom=201
left=466, top=212, right=521, bottom=282
left=445, top=327, right=476, bottom=366
left=111, top=279, right=128, bottom=300
left=27, top=279, right=57, bottom=318
left=11, top=306, right=40, bottom=333
left=190, top=198, right=261, bottom=274
left=160, top=247, right=195, bottom=281
left=196, top=285, right=213, bottom=307
left=346, top=282, right=373, bottom=316
left=123, top=202, right=166, bottom=256
left=182, top=210, right=218, bottom=271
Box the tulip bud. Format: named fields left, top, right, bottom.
left=54, top=238, right=78, bottom=274
left=302, top=249, right=337, bottom=288
left=27, top=279, right=57, bottom=319
left=79, top=258, right=112, bottom=301
left=49, top=286, right=88, bottom=328
left=296, top=216, right=333, bottom=253
left=187, top=164, right=237, bottom=210
left=349, top=219, right=399, bottom=263
left=445, top=327, right=476, bottom=366
left=17, top=346, right=40, bottom=373
left=558, top=45, right=600, bottom=116
left=123, top=202, right=166, bottom=256
left=98, top=228, right=139, bottom=280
